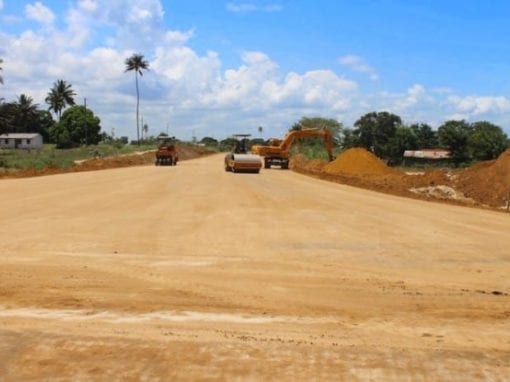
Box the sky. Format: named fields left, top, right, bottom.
left=1, top=0, right=510, bottom=140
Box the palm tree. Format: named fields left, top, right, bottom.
left=124, top=53, right=149, bottom=144
left=45, top=79, right=76, bottom=120
left=12, top=94, right=39, bottom=132
left=45, top=88, right=62, bottom=119
left=0, top=58, right=4, bottom=84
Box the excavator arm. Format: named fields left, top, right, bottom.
left=279, top=128, right=334, bottom=161
left=251, top=128, right=334, bottom=168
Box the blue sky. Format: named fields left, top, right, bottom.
left=1, top=0, right=510, bottom=139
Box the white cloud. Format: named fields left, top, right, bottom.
left=164, top=29, right=194, bottom=45
left=25, top=1, right=55, bottom=24
left=0, top=0, right=4, bottom=11
left=63, top=8, right=92, bottom=47
left=78, top=0, right=97, bottom=12
left=4, top=1, right=510, bottom=139
left=339, top=54, right=379, bottom=81
left=393, top=84, right=430, bottom=111
left=447, top=95, right=510, bottom=116
left=199, top=51, right=357, bottom=115
left=226, top=2, right=283, bottom=13
left=152, top=45, right=221, bottom=96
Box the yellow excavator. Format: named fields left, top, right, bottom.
left=251, top=128, right=335, bottom=169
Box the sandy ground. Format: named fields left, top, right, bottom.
left=0, top=153, right=509, bottom=381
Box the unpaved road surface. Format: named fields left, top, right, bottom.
left=1, top=154, right=509, bottom=381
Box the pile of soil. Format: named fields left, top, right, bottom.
left=0, top=145, right=212, bottom=179
left=454, top=149, right=510, bottom=208
left=323, top=148, right=400, bottom=177
left=290, top=155, right=329, bottom=173
left=290, top=146, right=510, bottom=210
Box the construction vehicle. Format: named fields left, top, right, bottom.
left=155, top=140, right=178, bottom=166
left=251, top=128, right=335, bottom=169
left=224, top=134, right=262, bottom=173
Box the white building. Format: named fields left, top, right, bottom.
left=403, top=149, right=450, bottom=159
left=0, top=133, right=44, bottom=150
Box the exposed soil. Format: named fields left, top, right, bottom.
left=2, top=144, right=508, bottom=210
left=1, top=153, right=509, bottom=380
left=291, top=148, right=510, bottom=210
left=323, top=147, right=400, bottom=176
left=0, top=144, right=212, bottom=179
left=454, top=149, right=510, bottom=208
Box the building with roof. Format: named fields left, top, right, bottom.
left=403, top=149, right=450, bottom=159
left=403, top=148, right=450, bottom=166
left=0, top=133, right=43, bottom=150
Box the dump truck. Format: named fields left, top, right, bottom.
left=155, top=142, right=178, bottom=166
left=251, top=128, right=335, bottom=169
left=224, top=134, right=262, bottom=173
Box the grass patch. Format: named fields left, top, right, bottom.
left=0, top=143, right=157, bottom=170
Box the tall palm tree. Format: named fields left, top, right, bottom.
left=124, top=53, right=149, bottom=144
left=45, top=79, right=76, bottom=120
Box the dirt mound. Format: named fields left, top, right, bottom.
left=290, top=151, right=476, bottom=206
left=455, top=149, right=510, bottom=208
left=290, top=155, right=328, bottom=173
left=323, top=148, right=400, bottom=176
left=0, top=145, right=212, bottom=179
left=291, top=147, right=510, bottom=210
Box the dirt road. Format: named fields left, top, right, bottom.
left=1, top=153, right=509, bottom=380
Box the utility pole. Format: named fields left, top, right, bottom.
left=141, top=114, right=144, bottom=141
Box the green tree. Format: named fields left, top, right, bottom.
left=45, top=80, right=76, bottom=120
left=340, top=127, right=359, bottom=149
left=291, top=116, right=343, bottom=141
left=11, top=94, right=39, bottom=132
left=386, top=125, right=418, bottom=164
left=353, top=111, right=402, bottom=159
left=200, top=136, right=219, bottom=146
left=291, top=116, right=344, bottom=152
left=410, top=123, right=438, bottom=148
left=468, top=121, right=508, bottom=161
left=0, top=101, right=16, bottom=133
left=287, top=117, right=342, bottom=159
left=219, top=137, right=238, bottom=151
left=437, top=120, right=471, bottom=165
left=33, top=110, right=55, bottom=142
left=125, top=53, right=149, bottom=144
left=50, top=105, right=101, bottom=148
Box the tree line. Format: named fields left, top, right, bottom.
left=342, top=112, right=509, bottom=165
left=201, top=113, right=509, bottom=166
left=0, top=53, right=149, bottom=148
left=0, top=79, right=102, bottom=148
